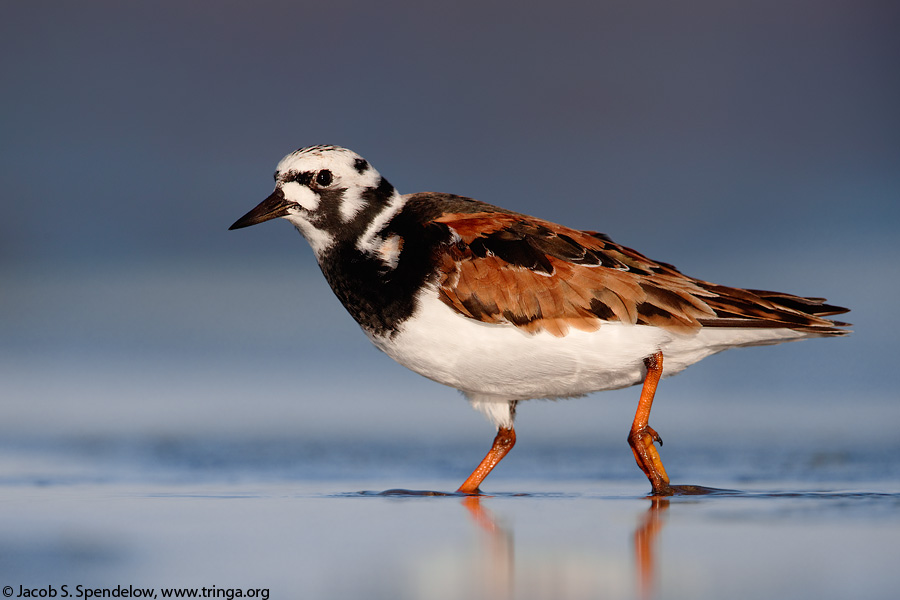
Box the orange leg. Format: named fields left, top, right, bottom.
left=628, top=351, right=674, bottom=496
left=457, top=427, right=516, bottom=495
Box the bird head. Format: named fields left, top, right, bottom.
left=229, top=145, right=398, bottom=258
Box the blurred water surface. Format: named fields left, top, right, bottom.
left=0, top=425, right=898, bottom=600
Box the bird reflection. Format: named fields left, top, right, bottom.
left=461, top=495, right=515, bottom=600
left=634, top=496, right=670, bottom=600
left=459, top=493, right=675, bottom=600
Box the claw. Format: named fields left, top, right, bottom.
left=645, top=425, right=663, bottom=446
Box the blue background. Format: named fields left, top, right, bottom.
left=2, top=0, right=897, bottom=453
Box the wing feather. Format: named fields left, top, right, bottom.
left=429, top=208, right=849, bottom=337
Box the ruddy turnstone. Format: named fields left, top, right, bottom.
left=230, top=145, right=849, bottom=495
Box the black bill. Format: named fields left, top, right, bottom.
left=229, top=188, right=292, bottom=230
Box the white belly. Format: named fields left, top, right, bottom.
left=369, top=288, right=809, bottom=403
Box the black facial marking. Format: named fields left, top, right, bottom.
left=353, top=158, right=369, bottom=173
left=288, top=171, right=313, bottom=186
left=375, top=176, right=394, bottom=196
left=292, top=174, right=398, bottom=252
left=307, top=186, right=348, bottom=229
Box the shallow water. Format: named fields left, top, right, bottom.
left=1, top=434, right=897, bottom=600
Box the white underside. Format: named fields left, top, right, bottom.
left=368, top=286, right=812, bottom=428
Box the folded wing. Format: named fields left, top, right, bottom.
left=432, top=210, right=849, bottom=338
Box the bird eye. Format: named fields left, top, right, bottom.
left=315, top=170, right=333, bottom=187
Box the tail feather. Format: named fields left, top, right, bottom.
left=698, top=284, right=850, bottom=336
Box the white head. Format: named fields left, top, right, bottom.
left=230, top=145, right=400, bottom=258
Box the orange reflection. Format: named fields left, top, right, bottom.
left=460, top=493, right=676, bottom=599
left=634, top=496, right=670, bottom=600
left=461, top=495, right=514, bottom=600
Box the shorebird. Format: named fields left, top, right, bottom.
left=230, top=145, right=849, bottom=495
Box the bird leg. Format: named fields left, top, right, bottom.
left=628, top=351, right=674, bottom=496
left=457, top=427, right=516, bottom=495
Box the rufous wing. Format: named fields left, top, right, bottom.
left=432, top=211, right=848, bottom=337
